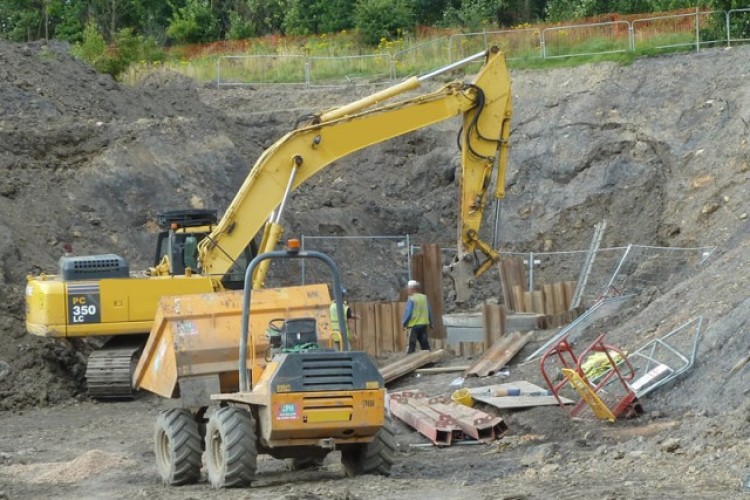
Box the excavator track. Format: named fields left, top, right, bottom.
left=86, top=336, right=146, bottom=399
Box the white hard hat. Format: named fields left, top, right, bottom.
left=407, top=280, right=419, bottom=288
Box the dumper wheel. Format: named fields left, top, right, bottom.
left=154, top=409, right=202, bottom=485
left=205, top=406, right=257, bottom=488
left=341, top=417, right=396, bottom=477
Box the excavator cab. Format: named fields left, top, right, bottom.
left=153, top=209, right=256, bottom=288
left=154, top=209, right=216, bottom=275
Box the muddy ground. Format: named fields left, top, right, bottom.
left=0, top=39, right=749, bottom=498
left=2, top=347, right=750, bottom=499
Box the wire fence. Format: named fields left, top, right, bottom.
left=216, top=10, right=749, bottom=87
left=301, top=236, right=714, bottom=310
left=504, top=244, right=715, bottom=306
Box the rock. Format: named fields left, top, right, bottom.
left=189, top=194, right=205, bottom=209
left=0, top=361, right=9, bottom=381
left=701, top=202, right=720, bottom=215
left=540, top=463, right=560, bottom=475
left=661, top=438, right=681, bottom=453
left=520, top=443, right=559, bottom=466
left=740, top=213, right=748, bottom=220
left=0, top=182, right=17, bottom=198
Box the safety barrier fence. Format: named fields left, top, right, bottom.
left=216, top=10, right=748, bottom=87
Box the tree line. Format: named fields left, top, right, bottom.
left=1, top=0, right=742, bottom=47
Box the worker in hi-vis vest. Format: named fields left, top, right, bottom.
left=329, top=288, right=359, bottom=350
left=402, top=280, right=432, bottom=354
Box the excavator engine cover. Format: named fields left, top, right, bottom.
left=59, top=254, right=129, bottom=281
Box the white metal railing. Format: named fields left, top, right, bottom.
left=215, top=10, right=748, bottom=87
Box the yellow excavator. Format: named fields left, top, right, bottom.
left=25, top=47, right=512, bottom=399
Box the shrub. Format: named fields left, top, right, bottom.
left=227, top=10, right=256, bottom=40
left=166, top=0, right=220, bottom=44
left=354, top=0, right=415, bottom=45
left=71, top=21, right=164, bottom=79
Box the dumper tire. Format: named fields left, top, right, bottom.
left=154, top=408, right=202, bottom=486
left=341, top=417, right=397, bottom=477
left=205, top=406, right=257, bottom=488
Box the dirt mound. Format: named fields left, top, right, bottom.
left=0, top=40, right=251, bottom=409
left=0, top=39, right=748, bottom=413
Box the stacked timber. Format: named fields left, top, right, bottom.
left=380, top=349, right=446, bottom=384
left=498, top=257, right=584, bottom=328
left=464, top=331, right=533, bottom=377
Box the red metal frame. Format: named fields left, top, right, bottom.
left=389, top=391, right=508, bottom=445
left=540, top=333, right=644, bottom=419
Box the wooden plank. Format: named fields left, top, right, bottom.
left=410, top=253, right=425, bottom=288
left=512, top=285, right=525, bottom=313
left=552, top=282, right=566, bottom=315
left=465, top=331, right=533, bottom=377
left=498, top=260, right=513, bottom=310
left=531, top=291, right=545, bottom=315
left=471, top=342, right=484, bottom=356
left=380, top=350, right=447, bottom=384
left=378, top=303, right=395, bottom=353
left=415, top=365, right=471, bottom=374
left=563, top=281, right=576, bottom=310
left=393, top=302, right=407, bottom=352
left=542, top=284, right=555, bottom=316
left=421, top=244, right=445, bottom=339
left=482, top=303, right=492, bottom=350
left=481, top=303, right=505, bottom=348
left=523, top=292, right=533, bottom=313
left=512, top=258, right=527, bottom=294
left=470, top=381, right=573, bottom=409
left=353, top=302, right=378, bottom=356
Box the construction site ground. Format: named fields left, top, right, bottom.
left=1, top=40, right=749, bottom=498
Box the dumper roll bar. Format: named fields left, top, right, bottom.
left=239, top=246, right=349, bottom=391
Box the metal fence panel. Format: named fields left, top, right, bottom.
left=602, top=244, right=715, bottom=298
left=392, top=38, right=451, bottom=78
left=542, top=21, right=631, bottom=59
left=632, top=11, right=726, bottom=53
left=448, top=29, right=542, bottom=64
left=217, top=55, right=308, bottom=87
left=307, top=54, right=393, bottom=86
left=213, top=10, right=733, bottom=87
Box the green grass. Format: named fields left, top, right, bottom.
left=121, top=26, right=726, bottom=86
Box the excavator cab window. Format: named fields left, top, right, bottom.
left=153, top=229, right=257, bottom=288
left=153, top=231, right=208, bottom=275
left=183, top=235, right=199, bottom=271
left=221, top=241, right=257, bottom=290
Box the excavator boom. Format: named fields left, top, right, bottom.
left=198, top=48, right=512, bottom=298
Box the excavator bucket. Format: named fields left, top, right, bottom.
left=132, top=284, right=332, bottom=406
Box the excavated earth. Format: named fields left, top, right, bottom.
left=0, top=40, right=749, bottom=498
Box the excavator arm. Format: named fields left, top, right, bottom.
left=198, top=47, right=512, bottom=300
